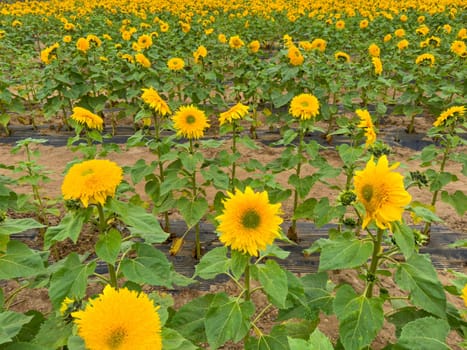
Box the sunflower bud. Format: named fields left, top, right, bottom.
left=0, top=211, right=7, bottom=223
left=169, top=237, right=184, bottom=256
left=338, top=190, right=357, bottom=206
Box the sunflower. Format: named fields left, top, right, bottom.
left=451, top=40, right=466, bottom=57
left=70, top=107, right=103, bottom=130
left=299, top=41, right=313, bottom=51
left=76, top=37, right=90, bottom=52
left=137, top=34, right=152, bottom=49
left=62, top=159, right=123, bottom=208
left=360, top=19, right=369, bottom=29
left=383, top=34, right=392, bottom=42
left=334, top=51, right=350, bottom=63
left=180, top=21, right=190, bottom=33
left=415, top=53, right=435, bottom=67
left=159, top=21, right=169, bottom=32
left=372, top=57, right=383, bottom=75
left=219, top=103, right=249, bottom=126
left=141, top=87, right=171, bottom=116
left=72, top=285, right=162, bottom=350
left=457, top=28, right=467, bottom=40
left=368, top=43, right=380, bottom=57
left=394, top=28, right=405, bottom=37
left=462, top=284, right=467, bottom=307
left=397, top=39, right=409, bottom=50
left=399, top=14, right=408, bottom=22
left=167, top=57, right=185, bottom=71
left=193, top=45, right=207, bottom=63
left=248, top=40, right=260, bottom=53
left=310, top=38, right=327, bottom=52
left=86, top=34, right=102, bottom=47
left=63, top=35, right=72, bottom=43
left=216, top=187, right=283, bottom=256
left=229, top=35, right=244, bottom=49
left=287, top=45, right=304, bottom=66
left=172, top=105, right=210, bottom=139
left=135, top=53, right=151, bottom=68
left=443, top=24, right=452, bottom=34
left=353, top=155, right=412, bottom=229
left=40, top=42, right=59, bottom=64
left=64, top=22, right=75, bottom=31
left=416, top=25, right=429, bottom=36
left=218, top=33, right=227, bottom=43
left=356, top=109, right=377, bottom=146
left=335, top=20, right=345, bottom=30
left=289, top=94, right=320, bottom=120
left=433, top=105, right=465, bottom=127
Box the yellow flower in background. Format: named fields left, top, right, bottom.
left=141, top=87, right=171, bottom=116
left=311, top=38, right=327, bottom=52
left=40, top=42, right=59, bottom=64
left=248, top=40, right=260, bottom=53
left=121, top=53, right=134, bottom=63
left=417, top=15, right=425, bottom=23
left=433, top=105, right=466, bottom=127
left=62, top=159, right=123, bottom=208
left=218, top=33, right=227, bottom=43
left=415, top=53, right=435, bottom=67
left=360, top=19, right=369, bottom=29
left=205, top=28, right=214, bottom=35
left=335, top=20, right=345, bottom=30
left=12, top=19, right=22, bottom=27
left=159, top=21, right=169, bottom=32
left=354, top=155, right=412, bottom=230
left=137, top=34, right=152, bottom=49
left=395, top=28, right=405, bottom=37
left=229, top=35, right=244, bottom=49
left=397, top=39, right=409, bottom=50
left=443, top=24, right=452, bottom=34
left=70, top=106, right=103, bottom=130
left=335, top=51, right=350, bottom=62
left=167, top=57, right=185, bottom=70
left=86, top=34, right=102, bottom=47
left=193, top=45, right=207, bottom=63
left=180, top=21, right=190, bottom=33
left=135, top=53, right=151, bottom=68
left=287, top=45, right=304, bottom=66
left=368, top=43, right=380, bottom=57
left=103, top=34, right=112, bottom=41
left=76, top=37, right=90, bottom=52
left=219, top=103, right=249, bottom=126
left=63, top=35, right=72, bottom=43
left=121, top=30, right=132, bottom=41
left=172, top=105, right=210, bottom=139
left=216, top=186, right=283, bottom=257
left=64, top=22, right=75, bottom=31
left=356, top=109, right=376, bottom=146
left=72, top=286, right=162, bottom=350
left=400, top=14, right=408, bottom=22
left=457, top=28, right=467, bottom=40
left=0, top=30, right=5, bottom=39
left=383, top=34, right=392, bottom=42
left=416, top=25, right=430, bottom=36
left=462, top=284, right=467, bottom=307
left=132, top=42, right=142, bottom=52
left=299, top=40, right=313, bottom=51
left=451, top=40, right=466, bottom=57
left=372, top=56, right=383, bottom=75
left=289, top=93, right=320, bottom=120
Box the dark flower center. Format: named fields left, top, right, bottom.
left=186, top=115, right=196, bottom=124
left=362, top=184, right=373, bottom=202
left=107, top=327, right=127, bottom=349
left=242, top=209, right=261, bottom=229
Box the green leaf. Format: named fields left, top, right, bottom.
left=256, top=260, right=288, bottom=308
left=0, top=311, right=33, bottom=345
left=301, top=272, right=334, bottom=315
left=409, top=206, right=442, bottom=223
left=392, top=221, right=415, bottom=259
left=0, top=218, right=44, bottom=237
left=49, top=253, right=95, bottom=309
left=397, top=317, right=450, bottom=350
left=307, top=328, right=334, bottom=349
left=441, top=190, right=467, bottom=216
left=44, top=210, right=90, bottom=249
left=95, top=228, right=122, bottom=264
left=3, top=343, right=45, bottom=350
left=66, top=335, right=86, bottom=350
left=337, top=144, right=364, bottom=166
left=162, top=328, right=198, bottom=350
left=194, top=246, right=230, bottom=280
left=14, top=310, right=45, bottom=343
left=120, top=243, right=172, bottom=287
left=245, top=325, right=289, bottom=350
left=177, top=197, right=208, bottom=227
left=205, top=294, right=255, bottom=349
left=318, top=237, right=373, bottom=271
left=293, top=198, right=317, bottom=220
left=0, top=241, right=45, bottom=279
left=395, top=254, right=446, bottom=318
left=333, top=284, right=384, bottom=350
left=288, top=174, right=317, bottom=199
left=230, top=250, right=249, bottom=280
left=108, top=199, right=168, bottom=243
left=167, top=294, right=216, bottom=344
left=32, top=314, right=73, bottom=349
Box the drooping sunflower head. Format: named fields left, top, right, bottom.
left=141, top=87, right=171, bottom=116
left=70, top=107, right=104, bottom=131
left=433, top=105, right=466, bottom=127
left=335, top=51, right=350, bottom=63
left=289, top=93, right=320, bottom=120
left=40, top=42, right=60, bottom=64
left=219, top=103, right=249, bottom=126
left=167, top=57, right=185, bottom=71
left=216, top=187, right=283, bottom=256
left=135, top=53, right=151, bottom=68
left=172, top=104, right=210, bottom=139
left=353, top=155, right=412, bottom=230
left=415, top=53, right=435, bottom=67
left=61, top=159, right=123, bottom=208
left=356, top=109, right=376, bottom=147
left=372, top=56, right=383, bottom=75
left=72, top=285, right=162, bottom=350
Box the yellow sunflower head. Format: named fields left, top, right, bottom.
left=383, top=34, right=392, bottom=42
left=397, top=39, right=409, bottom=50
left=353, top=155, right=412, bottom=230
left=135, top=53, right=151, bottom=68
left=415, top=53, right=435, bottom=67
left=335, top=51, right=350, bottom=63
left=335, top=20, right=345, bottom=30
left=76, top=37, right=90, bottom=52
left=289, top=93, right=320, bottom=120
left=70, top=107, right=103, bottom=131
left=172, top=105, right=210, bottom=139
left=360, top=19, right=369, bottom=29
left=368, top=43, right=380, bottom=57
left=219, top=103, right=249, bottom=126
left=395, top=28, right=405, bottom=38
left=372, top=56, right=383, bottom=75
left=167, top=57, right=185, bottom=71
left=72, top=285, right=162, bottom=350
left=61, top=159, right=123, bottom=208
left=287, top=45, right=304, bottom=66
left=218, top=33, right=227, bottom=43
left=229, top=35, right=245, bottom=49
left=451, top=40, right=466, bottom=57
left=216, top=187, right=283, bottom=256
left=433, top=105, right=465, bottom=127
left=249, top=40, right=260, bottom=53
left=137, top=34, right=153, bottom=49
left=311, top=38, right=327, bottom=52
left=141, top=87, right=171, bottom=116
left=462, top=284, right=467, bottom=307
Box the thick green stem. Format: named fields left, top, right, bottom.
left=189, top=139, right=201, bottom=259
left=290, top=126, right=304, bottom=236
left=97, top=204, right=118, bottom=288
left=366, top=228, right=384, bottom=298
left=230, top=122, right=237, bottom=192
left=244, top=260, right=251, bottom=301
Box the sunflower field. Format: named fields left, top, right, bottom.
left=0, top=0, right=466, bottom=348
